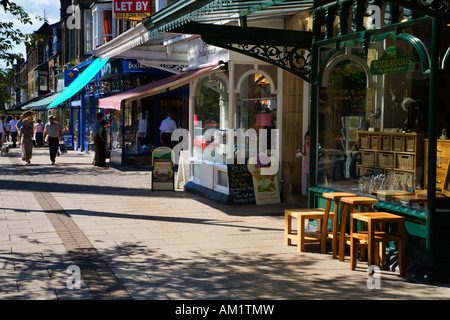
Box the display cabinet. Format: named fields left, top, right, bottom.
left=357, top=131, right=425, bottom=190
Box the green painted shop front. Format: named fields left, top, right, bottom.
left=308, top=1, right=450, bottom=283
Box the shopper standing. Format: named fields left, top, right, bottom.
left=20, top=118, right=34, bottom=165
left=43, top=115, right=62, bottom=165
left=96, top=119, right=108, bottom=167
left=159, top=113, right=177, bottom=148
left=92, top=112, right=104, bottom=166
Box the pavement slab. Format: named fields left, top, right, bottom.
left=0, top=146, right=449, bottom=302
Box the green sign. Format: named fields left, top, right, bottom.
left=370, top=46, right=415, bottom=75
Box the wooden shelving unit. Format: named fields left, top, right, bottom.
left=357, top=131, right=425, bottom=189
left=424, top=139, right=450, bottom=191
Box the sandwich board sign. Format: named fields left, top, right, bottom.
left=151, top=147, right=175, bottom=191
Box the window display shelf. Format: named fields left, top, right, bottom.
left=357, top=131, right=425, bottom=189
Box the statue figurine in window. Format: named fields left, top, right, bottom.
left=349, top=143, right=361, bottom=180
left=401, top=90, right=425, bottom=133
left=330, top=141, right=347, bottom=182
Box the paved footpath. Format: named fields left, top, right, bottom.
left=0, top=145, right=449, bottom=300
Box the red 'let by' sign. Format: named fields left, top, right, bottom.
left=114, top=0, right=150, bottom=13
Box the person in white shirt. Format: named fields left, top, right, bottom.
left=9, top=115, right=19, bottom=148
left=159, top=113, right=177, bottom=148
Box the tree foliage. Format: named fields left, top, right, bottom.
left=0, top=0, right=45, bottom=107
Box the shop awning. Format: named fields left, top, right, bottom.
left=22, top=93, right=61, bottom=110
left=46, top=57, right=110, bottom=109
left=98, top=65, right=220, bottom=110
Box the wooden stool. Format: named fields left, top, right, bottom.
left=337, top=197, right=379, bottom=262
left=350, top=212, right=406, bottom=276
left=285, top=208, right=332, bottom=253
left=322, top=193, right=356, bottom=259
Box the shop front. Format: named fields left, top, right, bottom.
left=309, top=1, right=450, bottom=282
left=69, top=58, right=175, bottom=158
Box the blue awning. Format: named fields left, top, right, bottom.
left=46, top=57, right=110, bottom=109
left=22, top=93, right=61, bottom=110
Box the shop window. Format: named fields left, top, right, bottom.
left=108, top=110, right=122, bottom=151
left=38, top=71, right=48, bottom=92
left=316, top=37, right=430, bottom=210
left=235, top=72, right=277, bottom=159
left=85, top=10, right=93, bottom=54
left=92, top=4, right=116, bottom=50
left=103, top=10, right=113, bottom=44
left=193, top=73, right=228, bottom=164
left=123, top=99, right=154, bottom=155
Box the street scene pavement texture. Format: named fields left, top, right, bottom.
left=1, top=145, right=449, bottom=300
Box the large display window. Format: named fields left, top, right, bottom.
left=316, top=28, right=437, bottom=211
left=193, top=72, right=228, bottom=164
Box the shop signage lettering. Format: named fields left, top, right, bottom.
left=122, top=60, right=153, bottom=73
left=64, top=70, right=78, bottom=87
left=370, top=46, right=415, bottom=75
left=189, top=38, right=229, bottom=65
left=113, top=0, right=151, bottom=20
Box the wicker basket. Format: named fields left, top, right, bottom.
left=361, top=151, right=375, bottom=166
left=359, top=135, right=370, bottom=149
left=381, top=135, right=391, bottom=151
left=371, top=135, right=380, bottom=150
left=405, top=137, right=416, bottom=152
left=377, top=152, right=394, bottom=168
left=397, top=154, right=415, bottom=170
left=393, top=136, right=404, bottom=151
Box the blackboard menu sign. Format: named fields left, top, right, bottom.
left=227, top=163, right=256, bottom=205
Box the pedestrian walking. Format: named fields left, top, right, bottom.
left=4, top=118, right=10, bottom=142
left=0, top=117, right=5, bottom=145
left=20, top=118, right=33, bottom=165
left=9, top=115, right=19, bottom=148
left=96, top=119, right=108, bottom=167
left=92, top=113, right=104, bottom=166
left=16, top=114, right=25, bottom=147
left=43, top=115, right=62, bottom=165
left=159, top=112, right=177, bottom=148
left=34, top=119, right=44, bottom=147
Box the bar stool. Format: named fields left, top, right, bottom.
left=337, top=196, right=379, bottom=262
left=285, top=208, right=331, bottom=253
left=322, top=193, right=356, bottom=259
left=284, top=192, right=355, bottom=253
left=350, top=212, right=406, bottom=276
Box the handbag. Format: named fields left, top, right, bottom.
left=59, top=142, right=67, bottom=154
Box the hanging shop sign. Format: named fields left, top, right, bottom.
left=188, top=38, right=229, bottom=67
left=370, top=46, right=416, bottom=75
left=113, top=0, right=151, bottom=21
left=64, top=70, right=79, bottom=87
left=151, top=147, right=175, bottom=191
